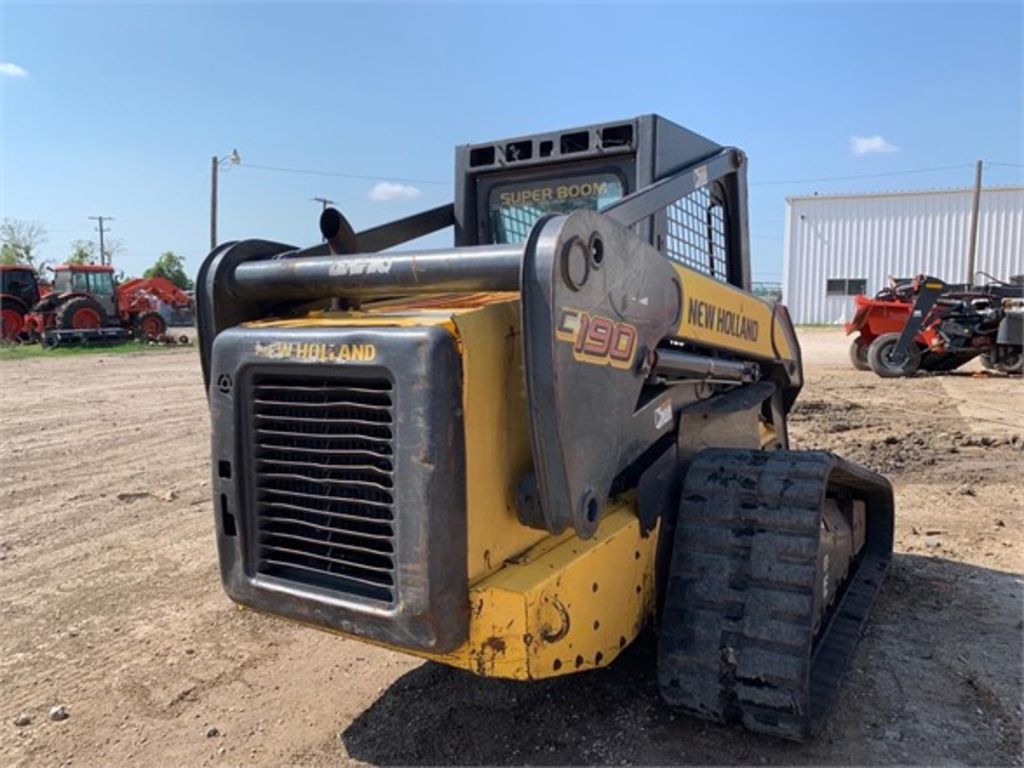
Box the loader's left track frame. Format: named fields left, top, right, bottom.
left=657, top=449, right=894, bottom=740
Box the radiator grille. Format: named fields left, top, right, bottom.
left=249, top=373, right=396, bottom=604
left=665, top=186, right=729, bottom=281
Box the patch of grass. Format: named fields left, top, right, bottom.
left=0, top=341, right=192, bottom=362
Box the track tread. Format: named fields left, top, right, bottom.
left=656, top=448, right=893, bottom=741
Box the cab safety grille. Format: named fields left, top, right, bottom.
left=249, top=373, right=396, bottom=604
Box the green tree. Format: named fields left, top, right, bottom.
left=67, top=239, right=99, bottom=265
left=0, top=219, right=49, bottom=271
left=143, top=251, right=193, bottom=290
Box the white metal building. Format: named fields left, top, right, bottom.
left=781, top=186, right=1024, bottom=324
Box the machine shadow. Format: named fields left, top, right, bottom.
left=340, top=553, right=1022, bottom=766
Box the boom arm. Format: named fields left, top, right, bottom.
left=117, top=277, right=193, bottom=316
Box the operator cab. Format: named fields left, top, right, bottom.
left=53, top=265, right=117, bottom=317
left=455, top=115, right=749, bottom=289
left=53, top=266, right=115, bottom=294
left=0, top=266, right=42, bottom=309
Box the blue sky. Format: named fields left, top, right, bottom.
left=1, top=1, right=1021, bottom=280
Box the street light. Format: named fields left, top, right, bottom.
left=210, top=149, right=241, bottom=251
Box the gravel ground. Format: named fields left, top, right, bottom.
left=1, top=328, right=1021, bottom=767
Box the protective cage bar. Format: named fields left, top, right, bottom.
left=229, top=243, right=524, bottom=302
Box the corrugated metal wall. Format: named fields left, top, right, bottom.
left=782, top=186, right=1024, bottom=324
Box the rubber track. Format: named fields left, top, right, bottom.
left=656, top=449, right=893, bottom=741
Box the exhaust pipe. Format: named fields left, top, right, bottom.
left=319, top=208, right=359, bottom=255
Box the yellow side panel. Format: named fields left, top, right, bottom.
left=430, top=501, right=657, bottom=680
left=450, top=299, right=547, bottom=583
left=246, top=294, right=549, bottom=584
left=239, top=292, right=661, bottom=679
left=671, top=264, right=794, bottom=361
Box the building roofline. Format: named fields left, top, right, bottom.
left=785, top=185, right=1024, bottom=204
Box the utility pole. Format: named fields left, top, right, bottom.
left=211, top=150, right=241, bottom=252
left=88, top=215, right=113, bottom=266
left=211, top=156, right=219, bottom=252
left=966, top=160, right=983, bottom=285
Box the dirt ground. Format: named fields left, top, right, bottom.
left=1, top=328, right=1021, bottom=767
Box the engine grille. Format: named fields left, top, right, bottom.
left=249, top=373, right=396, bottom=605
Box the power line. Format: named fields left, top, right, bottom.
left=238, top=159, right=1003, bottom=191
left=749, top=163, right=975, bottom=187
left=983, top=160, right=1024, bottom=168
left=239, top=162, right=449, bottom=186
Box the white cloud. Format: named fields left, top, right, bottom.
left=0, top=62, right=28, bottom=78
left=369, top=181, right=421, bottom=202
left=850, top=135, right=899, bottom=155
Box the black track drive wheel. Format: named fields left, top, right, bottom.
left=657, top=449, right=894, bottom=741
left=848, top=337, right=870, bottom=371
left=867, top=332, right=922, bottom=378
left=55, top=296, right=107, bottom=331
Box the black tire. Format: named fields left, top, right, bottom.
left=848, top=338, right=870, bottom=371
left=867, top=332, right=922, bottom=378
left=134, top=311, right=166, bottom=340
left=55, top=296, right=107, bottom=331
left=994, top=348, right=1023, bottom=375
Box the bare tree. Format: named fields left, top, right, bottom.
left=0, top=219, right=49, bottom=271
left=102, top=237, right=125, bottom=265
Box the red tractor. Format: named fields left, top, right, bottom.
left=0, top=264, right=45, bottom=340
left=22, top=264, right=193, bottom=344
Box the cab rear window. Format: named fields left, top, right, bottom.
left=488, top=173, right=624, bottom=244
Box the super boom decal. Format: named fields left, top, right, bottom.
left=556, top=308, right=638, bottom=369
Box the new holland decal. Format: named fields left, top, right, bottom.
left=685, top=297, right=760, bottom=343
left=556, top=308, right=638, bottom=369
left=255, top=341, right=377, bottom=363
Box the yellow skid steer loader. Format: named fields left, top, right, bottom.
left=196, top=115, right=893, bottom=740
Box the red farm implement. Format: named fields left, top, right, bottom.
left=846, top=276, right=1023, bottom=377
left=844, top=285, right=915, bottom=371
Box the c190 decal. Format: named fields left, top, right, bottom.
left=555, top=308, right=638, bottom=369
